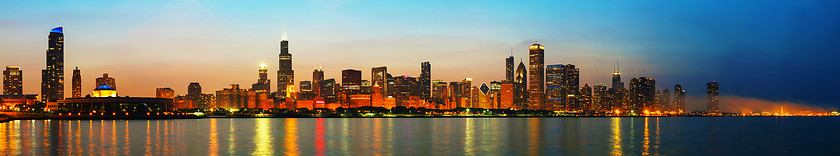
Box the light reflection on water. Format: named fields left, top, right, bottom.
left=0, top=117, right=838, bottom=155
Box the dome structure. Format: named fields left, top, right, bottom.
left=93, top=85, right=117, bottom=97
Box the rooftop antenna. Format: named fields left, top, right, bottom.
left=282, top=27, right=288, bottom=41
left=510, top=48, right=513, bottom=56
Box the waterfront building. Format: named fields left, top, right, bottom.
left=341, top=69, right=362, bottom=95
left=707, top=82, right=719, bottom=113
left=500, top=82, right=514, bottom=109
left=313, top=68, right=324, bottom=97
left=371, top=66, right=388, bottom=98
left=514, top=61, right=528, bottom=109
left=629, top=77, right=656, bottom=113
left=580, top=84, right=592, bottom=111
left=41, top=27, right=65, bottom=102
left=3, top=66, right=23, bottom=95
left=216, top=84, right=251, bottom=109
left=448, top=82, right=463, bottom=108
left=547, top=64, right=580, bottom=111
left=95, top=73, right=116, bottom=89
left=662, top=89, right=671, bottom=112
left=186, top=82, right=214, bottom=109
left=72, top=67, right=81, bottom=98
left=322, top=78, right=336, bottom=103
left=420, top=62, right=431, bottom=100
left=276, top=29, right=294, bottom=99
left=156, top=88, right=175, bottom=99
left=0, top=94, right=38, bottom=110
left=506, top=55, right=514, bottom=82
left=674, top=84, right=686, bottom=113
left=431, top=80, right=448, bottom=106
left=462, top=78, right=472, bottom=107
left=593, top=85, right=608, bottom=112
left=58, top=85, right=172, bottom=114
left=252, top=64, right=271, bottom=92
left=528, top=43, right=545, bottom=110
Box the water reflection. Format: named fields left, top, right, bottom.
left=283, top=118, right=298, bottom=156
left=611, top=117, right=622, bottom=156
left=0, top=117, right=837, bottom=155
left=253, top=118, right=274, bottom=155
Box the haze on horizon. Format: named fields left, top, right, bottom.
left=1, top=0, right=838, bottom=112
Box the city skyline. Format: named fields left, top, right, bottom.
left=1, top=1, right=838, bottom=112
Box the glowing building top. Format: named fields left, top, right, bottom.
left=50, top=27, right=63, bottom=33
left=92, top=85, right=117, bottom=97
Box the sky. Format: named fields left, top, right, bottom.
left=1, top=0, right=839, bottom=111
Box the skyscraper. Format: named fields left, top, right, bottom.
left=514, top=61, right=528, bottom=109
left=674, top=84, right=686, bottom=113
left=420, top=62, right=431, bottom=100
left=707, top=82, right=719, bottom=114
left=277, top=29, right=294, bottom=99
left=662, top=89, right=671, bottom=112
left=252, top=64, right=271, bottom=92
left=528, top=44, right=545, bottom=110
left=593, top=85, right=608, bottom=112
left=322, top=78, right=336, bottom=103
left=341, top=69, right=362, bottom=94
left=188, top=82, right=202, bottom=95
left=580, top=84, right=592, bottom=111
left=547, top=64, right=580, bottom=111
left=72, top=67, right=81, bottom=98
left=462, top=78, right=472, bottom=107
left=629, top=77, right=655, bottom=113
left=313, top=68, right=324, bottom=97
left=96, top=73, right=116, bottom=89
left=3, top=66, right=22, bottom=95
left=371, top=66, right=388, bottom=98
left=41, top=27, right=64, bottom=102
left=546, top=64, right=562, bottom=111
left=612, top=63, right=624, bottom=89
left=506, top=55, right=514, bottom=82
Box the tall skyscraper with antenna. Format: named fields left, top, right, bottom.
left=277, top=28, right=294, bottom=99
left=41, top=27, right=65, bottom=102
left=505, top=51, right=514, bottom=82
left=612, top=63, right=623, bottom=89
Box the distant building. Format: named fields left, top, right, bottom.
left=547, top=64, right=580, bottom=111
left=216, top=84, right=251, bottom=109
left=506, top=55, right=514, bottom=82
left=707, top=82, right=719, bottom=113
left=371, top=66, right=388, bottom=98
left=322, top=78, right=336, bottom=103
left=500, top=82, right=514, bottom=109
left=431, top=80, right=448, bottom=106
left=593, top=85, right=608, bottom=112
left=41, top=27, right=65, bottom=102
left=186, top=82, right=213, bottom=109
left=341, top=69, right=362, bottom=95
left=58, top=85, right=172, bottom=114
left=276, top=29, right=294, bottom=99
left=462, top=78, right=472, bottom=108
left=448, top=82, right=463, bottom=108
left=674, top=84, right=686, bottom=113
left=156, top=88, right=175, bottom=99
left=72, top=67, right=81, bottom=98
left=661, top=89, right=671, bottom=112
left=420, top=62, right=431, bottom=100
left=629, top=77, right=656, bottom=113
left=3, top=66, right=23, bottom=95
left=95, top=73, right=116, bottom=90
left=580, top=84, right=592, bottom=111
left=394, top=76, right=418, bottom=107
left=252, top=64, right=271, bottom=92
left=313, top=68, right=324, bottom=97
left=514, top=61, right=528, bottom=109
left=528, top=44, right=545, bottom=110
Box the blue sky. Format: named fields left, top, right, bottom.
left=1, top=0, right=839, bottom=110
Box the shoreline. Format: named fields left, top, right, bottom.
left=0, top=115, right=833, bottom=122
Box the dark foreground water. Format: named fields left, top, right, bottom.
left=0, top=117, right=838, bottom=155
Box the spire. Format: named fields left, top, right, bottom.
left=510, top=48, right=513, bottom=56
left=282, top=27, right=288, bottom=41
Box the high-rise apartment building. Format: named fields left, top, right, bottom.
left=528, top=44, right=545, bottom=110
left=41, top=27, right=65, bottom=102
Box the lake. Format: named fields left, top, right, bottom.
left=1, top=117, right=838, bottom=155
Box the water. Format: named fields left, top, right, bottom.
left=0, top=117, right=838, bottom=155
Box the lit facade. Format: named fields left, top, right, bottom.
left=72, top=67, right=81, bottom=98
left=420, top=62, right=431, bottom=100
left=41, top=27, right=65, bottom=102
left=707, top=82, right=719, bottom=113
left=276, top=29, right=294, bottom=99
left=156, top=88, right=175, bottom=99
left=629, top=77, right=656, bottom=113
left=674, top=84, right=686, bottom=113
left=95, top=73, right=116, bottom=90
left=341, top=69, right=362, bottom=95
left=528, top=44, right=545, bottom=110
left=514, top=61, right=528, bottom=109
left=3, top=66, right=23, bottom=95
left=371, top=66, right=388, bottom=98
left=506, top=55, right=514, bottom=82
left=252, top=64, right=271, bottom=92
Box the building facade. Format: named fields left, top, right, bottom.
left=41, top=27, right=64, bottom=102
left=276, top=30, right=294, bottom=99
left=3, top=66, right=23, bottom=95
left=707, top=82, right=719, bottom=113
left=72, top=67, right=81, bottom=98
left=96, top=73, right=116, bottom=90
left=528, top=44, right=545, bottom=110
